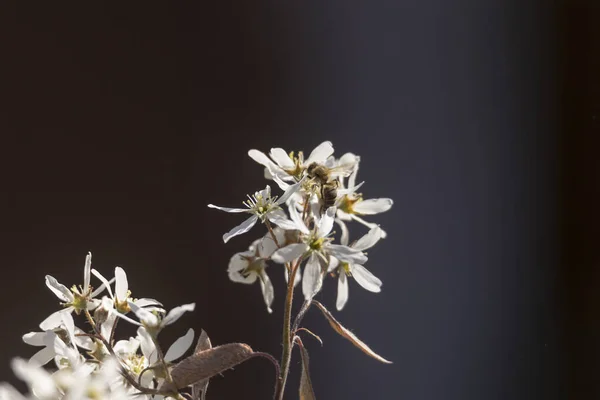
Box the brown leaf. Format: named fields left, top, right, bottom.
left=295, top=337, right=316, bottom=400
left=161, top=342, right=254, bottom=392
left=191, top=330, right=212, bottom=400
left=313, top=301, right=392, bottom=364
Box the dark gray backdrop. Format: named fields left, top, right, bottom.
left=1, top=1, right=597, bottom=399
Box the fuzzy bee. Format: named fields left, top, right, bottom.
left=305, top=162, right=346, bottom=212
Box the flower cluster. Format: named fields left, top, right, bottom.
left=1, top=140, right=394, bottom=400
left=1, top=253, right=197, bottom=399
left=210, top=141, right=393, bottom=311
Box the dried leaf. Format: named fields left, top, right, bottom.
left=161, top=342, right=254, bottom=392
left=295, top=337, right=316, bottom=400
left=313, top=301, right=392, bottom=364
left=191, top=330, right=212, bottom=400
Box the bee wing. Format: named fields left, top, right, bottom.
left=327, top=165, right=353, bottom=178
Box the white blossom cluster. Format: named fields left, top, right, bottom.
left=209, top=141, right=393, bottom=312
left=1, top=140, right=393, bottom=400
left=1, top=253, right=197, bottom=400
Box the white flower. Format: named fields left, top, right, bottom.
left=330, top=222, right=384, bottom=310
left=23, top=326, right=93, bottom=367
left=11, top=358, right=58, bottom=399
left=136, top=326, right=195, bottom=367
left=91, top=267, right=162, bottom=315
left=40, top=252, right=113, bottom=331
left=117, top=301, right=196, bottom=334
left=228, top=238, right=277, bottom=313
left=0, top=383, right=29, bottom=400
left=270, top=204, right=368, bottom=300
left=248, top=141, right=334, bottom=182
left=336, top=163, right=393, bottom=238
left=208, top=183, right=301, bottom=243
left=260, top=228, right=303, bottom=288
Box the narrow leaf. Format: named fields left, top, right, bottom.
left=313, top=301, right=392, bottom=364
left=162, top=343, right=254, bottom=391
left=295, top=337, right=316, bottom=400
left=191, top=330, right=212, bottom=400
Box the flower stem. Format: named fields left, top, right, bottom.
left=276, top=259, right=300, bottom=400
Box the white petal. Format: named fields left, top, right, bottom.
left=39, top=309, right=72, bottom=331
left=227, top=252, right=256, bottom=284
left=336, top=218, right=350, bottom=246
left=91, top=269, right=114, bottom=299
left=228, top=251, right=252, bottom=270
left=352, top=226, right=384, bottom=251
left=309, top=193, right=321, bottom=217
left=302, top=254, right=323, bottom=300
left=338, top=153, right=360, bottom=185
left=258, top=234, right=279, bottom=258
left=207, top=204, right=247, bottom=213
left=317, top=207, right=336, bottom=237
left=90, top=276, right=115, bottom=298
left=327, top=255, right=340, bottom=273
left=347, top=157, right=360, bottom=189
left=127, top=302, right=156, bottom=326
left=163, top=303, right=196, bottom=326
left=114, top=337, right=140, bottom=356
left=271, top=243, right=308, bottom=264
left=284, top=264, right=302, bottom=288
left=269, top=148, right=295, bottom=169
left=133, top=298, right=163, bottom=308
left=51, top=335, right=75, bottom=365
left=60, top=312, right=76, bottom=347
left=336, top=209, right=353, bottom=221
left=288, top=201, right=309, bottom=234
left=276, top=180, right=303, bottom=205
left=11, top=358, right=57, bottom=399
left=327, top=244, right=368, bottom=264
left=165, top=328, right=195, bottom=362
left=336, top=273, right=349, bottom=311
left=223, top=215, right=258, bottom=243
left=267, top=210, right=298, bottom=231
left=137, top=327, right=158, bottom=364
left=44, top=275, right=73, bottom=303
left=73, top=328, right=93, bottom=350
left=0, top=383, right=28, bottom=400
left=272, top=173, right=291, bottom=190
left=351, top=264, right=382, bottom=293
left=337, top=181, right=364, bottom=196
left=350, top=215, right=388, bottom=238
left=353, top=198, right=394, bottom=215
left=305, top=141, right=334, bottom=164
left=84, top=252, right=92, bottom=290
left=23, top=332, right=52, bottom=347
left=248, top=149, right=283, bottom=175
left=228, top=266, right=257, bottom=284
left=114, top=267, right=128, bottom=302
left=259, top=271, right=275, bottom=313
left=258, top=185, right=271, bottom=199
left=29, top=346, right=56, bottom=367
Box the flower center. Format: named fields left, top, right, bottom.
left=338, top=194, right=362, bottom=214
left=243, top=259, right=266, bottom=276
left=282, top=150, right=306, bottom=179
left=243, top=193, right=278, bottom=219
left=341, top=262, right=353, bottom=277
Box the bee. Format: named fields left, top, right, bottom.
left=306, top=162, right=343, bottom=211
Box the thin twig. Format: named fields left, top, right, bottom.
left=295, top=328, right=323, bottom=346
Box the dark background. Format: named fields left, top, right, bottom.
left=0, top=1, right=598, bottom=399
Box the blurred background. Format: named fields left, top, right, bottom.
left=0, top=1, right=598, bottom=399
